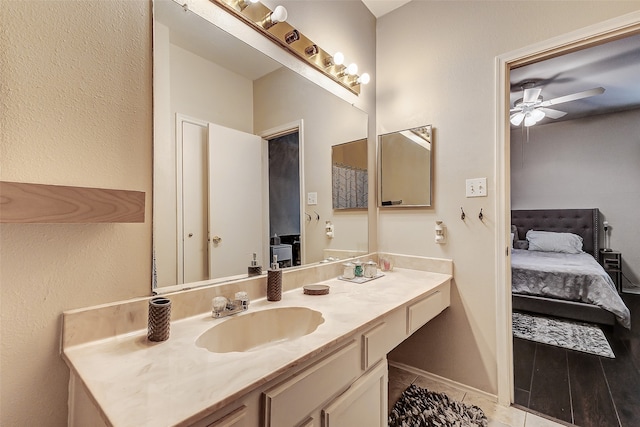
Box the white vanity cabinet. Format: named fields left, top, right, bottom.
left=62, top=266, right=451, bottom=427
left=259, top=284, right=450, bottom=427
left=263, top=340, right=361, bottom=427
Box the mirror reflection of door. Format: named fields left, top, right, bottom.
left=176, top=116, right=263, bottom=284
left=268, top=131, right=301, bottom=268
left=208, top=122, right=263, bottom=278
left=181, top=120, right=209, bottom=284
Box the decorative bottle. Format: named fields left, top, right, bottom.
left=248, top=253, right=262, bottom=276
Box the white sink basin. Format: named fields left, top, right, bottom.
left=196, top=307, right=324, bottom=353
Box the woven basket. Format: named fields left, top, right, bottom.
left=148, top=297, right=171, bottom=342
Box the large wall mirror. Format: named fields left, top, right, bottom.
left=152, top=0, right=368, bottom=293
left=378, top=125, right=432, bottom=207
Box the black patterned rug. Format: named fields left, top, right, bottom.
left=389, top=384, right=488, bottom=427
left=512, top=312, right=615, bottom=358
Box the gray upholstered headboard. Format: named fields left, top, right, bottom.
left=511, top=209, right=600, bottom=258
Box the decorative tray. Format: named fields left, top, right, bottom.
left=337, top=273, right=384, bottom=284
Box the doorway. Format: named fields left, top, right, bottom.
left=267, top=131, right=302, bottom=268
left=495, top=13, right=640, bottom=408
left=261, top=121, right=305, bottom=270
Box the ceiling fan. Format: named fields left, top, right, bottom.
left=510, top=83, right=605, bottom=126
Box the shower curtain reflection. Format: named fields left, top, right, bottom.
left=332, top=164, right=368, bottom=209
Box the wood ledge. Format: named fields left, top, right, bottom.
left=0, top=181, right=145, bottom=223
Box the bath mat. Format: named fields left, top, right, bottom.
left=512, top=312, right=614, bottom=358
left=389, top=384, right=488, bottom=427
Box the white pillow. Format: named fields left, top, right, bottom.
left=526, top=230, right=584, bottom=254
left=511, top=232, right=515, bottom=248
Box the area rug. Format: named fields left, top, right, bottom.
left=512, top=312, right=615, bottom=358
left=389, top=384, right=488, bottom=427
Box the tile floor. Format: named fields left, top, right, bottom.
left=388, top=364, right=569, bottom=427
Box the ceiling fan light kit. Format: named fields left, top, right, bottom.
left=510, top=82, right=605, bottom=127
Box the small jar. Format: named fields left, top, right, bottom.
left=364, top=260, right=377, bottom=278
left=342, top=262, right=355, bottom=279
left=380, top=257, right=393, bottom=272
left=353, top=260, right=363, bottom=277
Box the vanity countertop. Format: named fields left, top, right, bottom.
left=63, top=268, right=451, bottom=426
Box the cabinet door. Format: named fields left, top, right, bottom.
left=263, top=340, right=360, bottom=427
left=321, top=360, right=388, bottom=427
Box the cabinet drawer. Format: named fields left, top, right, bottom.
left=263, top=340, right=360, bottom=427
left=407, top=283, right=450, bottom=334
left=361, top=309, right=404, bottom=370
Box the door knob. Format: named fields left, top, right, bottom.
left=188, top=233, right=193, bottom=238
left=212, top=235, right=222, bottom=244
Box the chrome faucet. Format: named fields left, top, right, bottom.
left=211, top=292, right=249, bottom=318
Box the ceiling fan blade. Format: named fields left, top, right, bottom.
left=540, top=87, right=605, bottom=107
left=522, top=87, right=542, bottom=104
left=539, top=107, right=567, bottom=119
left=510, top=107, right=523, bottom=113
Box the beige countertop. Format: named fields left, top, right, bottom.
left=63, top=267, right=451, bottom=426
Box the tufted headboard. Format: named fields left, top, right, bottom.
left=511, top=209, right=599, bottom=258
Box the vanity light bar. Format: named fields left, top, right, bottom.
left=210, top=0, right=367, bottom=95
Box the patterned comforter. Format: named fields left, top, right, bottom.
left=512, top=249, right=631, bottom=328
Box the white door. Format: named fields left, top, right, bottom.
left=208, top=123, right=263, bottom=278
left=182, top=121, right=209, bottom=284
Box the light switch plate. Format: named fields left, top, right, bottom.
left=465, top=178, right=487, bottom=197
left=307, top=192, right=318, bottom=205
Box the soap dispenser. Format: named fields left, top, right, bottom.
left=248, top=253, right=262, bottom=277
left=267, top=255, right=282, bottom=301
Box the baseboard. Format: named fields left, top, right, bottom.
left=388, top=360, right=498, bottom=403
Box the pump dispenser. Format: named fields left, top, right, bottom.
left=248, top=253, right=262, bottom=276
left=267, top=255, right=282, bottom=301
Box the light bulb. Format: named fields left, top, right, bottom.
left=524, top=113, right=536, bottom=127
left=271, top=5, right=288, bottom=23
left=530, top=108, right=545, bottom=122
left=333, top=52, right=344, bottom=66
left=238, top=0, right=259, bottom=9
left=510, top=112, right=524, bottom=126
left=347, top=63, right=358, bottom=75
left=358, top=73, right=370, bottom=85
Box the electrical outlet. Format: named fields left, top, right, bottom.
left=307, top=192, right=318, bottom=205
left=465, top=178, right=487, bottom=198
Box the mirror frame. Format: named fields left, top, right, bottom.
left=377, top=125, right=433, bottom=208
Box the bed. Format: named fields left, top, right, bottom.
left=511, top=208, right=630, bottom=328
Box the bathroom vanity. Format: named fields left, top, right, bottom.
left=62, top=256, right=451, bottom=426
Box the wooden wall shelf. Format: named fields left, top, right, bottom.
left=0, top=181, right=145, bottom=223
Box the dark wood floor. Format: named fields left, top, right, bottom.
left=513, top=293, right=640, bottom=427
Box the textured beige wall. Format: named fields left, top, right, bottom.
left=380, top=1, right=640, bottom=395
left=0, top=1, right=152, bottom=425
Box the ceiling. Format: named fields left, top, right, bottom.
left=155, top=0, right=281, bottom=80
left=361, top=0, right=411, bottom=18
left=510, top=33, right=640, bottom=127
